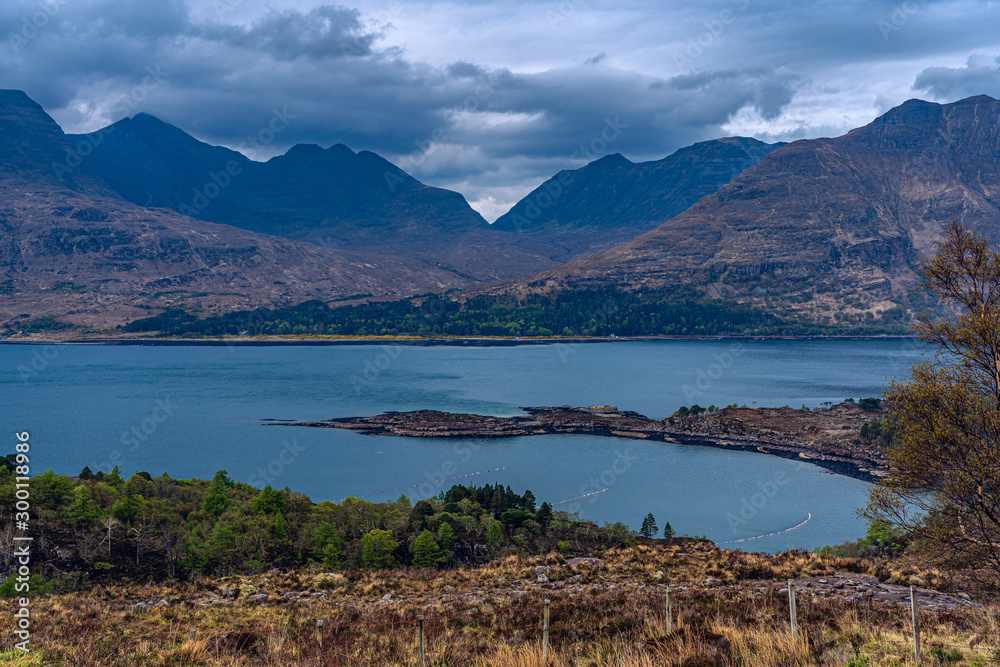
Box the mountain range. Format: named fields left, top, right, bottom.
left=0, top=91, right=470, bottom=328
left=488, top=95, right=1000, bottom=327
left=492, top=137, right=781, bottom=257
left=3, top=89, right=1000, bottom=332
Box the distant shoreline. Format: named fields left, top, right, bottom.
left=0, top=334, right=917, bottom=347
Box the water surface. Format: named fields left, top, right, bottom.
left=1, top=339, right=921, bottom=552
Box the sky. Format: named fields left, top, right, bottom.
left=3, top=0, right=1000, bottom=221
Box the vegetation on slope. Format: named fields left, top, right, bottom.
left=120, top=287, right=913, bottom=338
left=0, top=462, right=643, bottom=592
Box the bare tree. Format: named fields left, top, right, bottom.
left=865, top=222, right=1000, bottom=584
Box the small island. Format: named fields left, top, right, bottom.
left=267, top=401, right=889, bottom=481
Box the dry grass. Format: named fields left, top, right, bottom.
left=2, top=543, right=997, bottom=665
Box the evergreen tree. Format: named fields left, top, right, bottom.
left=252, top=485, right=286, bottom=515
left=360, top=529, right=397, bottom=569
left=69, top=486, right=104, bottom=528
left=112, top=483, right=144, bottom=524
left=313, top=523, right=345, bottom=568
left=639, top=513, right=657, bottom=539
left=437, top=521, right=455, bottom=551
left=487, top=521, right=503, bottom=544
left=78, top=466, right=94, bottom=481
left=412, top=530, right=443, bottom=568
left=663, top=522, right=675, bottom=539
left=104, top=465, right=124, bottom=487
left=536, top=501, right=553, bottom=527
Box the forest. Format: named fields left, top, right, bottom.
left=0, top=460, right=642, bottom=596
left=121, top=288, right=905, bottom=338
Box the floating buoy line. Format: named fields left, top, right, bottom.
left=553, top=488, right=609, bottom=506
left=723, top=513, right=813, bottom=545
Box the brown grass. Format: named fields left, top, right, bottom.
left=2, top=543, right=997, bottom=665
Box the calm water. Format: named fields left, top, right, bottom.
left=1, top=339, right=922, bottom=552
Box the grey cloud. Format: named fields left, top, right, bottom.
left=2, top=0, right=999, bottom=221
left=197, top=5, right=385, bottom=61
left=914, top=54, right=1000, bottom=100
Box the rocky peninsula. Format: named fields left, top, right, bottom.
left=268, top=402, right=889, bottom=481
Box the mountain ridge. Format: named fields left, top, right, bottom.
left=484, top=95, right=1000, bottom=326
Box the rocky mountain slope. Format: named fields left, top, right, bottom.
left=0, top=90, right=467, bottom=329
left=68, top=114, right=558, bottom=282
left=489, top=96, right=1000, bottom=326
left=492, top=137, right=781, bottom=258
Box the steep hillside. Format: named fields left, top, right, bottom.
left=490, top=96, right=1000, bottom=326
left=68, top=116, right=557, bottom=281
left=492, top=137, right=781, bottom=257
left=0, top=91, right=467, bottom=329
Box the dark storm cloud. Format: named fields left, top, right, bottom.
left=1, top=0, right=998, bottom=219
left=914, top=55, right=1000, bottom=100
left=197, top=5, right=386, bottom=61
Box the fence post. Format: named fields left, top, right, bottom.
left=543, top=599, right=550, bottom=658
left=418, top=614, right=425, bottom=667
left=665, top=585, right=673, bottom=633
left=317, top=619, right=324, bottom=664
left=788, top=580, right=798, bottom=637
left=910, top=585, right=920, bottom=664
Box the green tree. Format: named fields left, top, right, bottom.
left=865, top=223, right=1000, bottom=583
left=536, top=501, right=553, bottom=528
left=412, top=530, right=444, bottom=568
left=104, top=465, right=124, bottom=487
left=313, top=523, right=345, bottom=568
left=112, top=483, right=144, bottom=524
left=69, top=486, right=105, bottom=528
left=437, top=521, right=456, bottom=551
left=252, top=485, right=286, bottom=515
left=486, top=521, right=503, bottom=544
left=360, top=529, right=397, bottom=569
left=639, top=513, right=658, bottom=539
left=33, top=469, right=75, bottom=510
left=663, top=522, right=675, bottom=539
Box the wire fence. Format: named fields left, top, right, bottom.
left=21, top=579, right=998, bottom=665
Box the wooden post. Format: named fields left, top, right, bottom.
left=910, top=585, right=920, bottom=664
left=665, top=586, right=673, bottom=633
left=543, top=599, right=550, bottom=658
left=417, top=615, right=425, bottom=667
left=214, top=635, right=219, bottom=660
left=788, top=580, right=798, bottom=637
left=316, top=619, right=324, bottom=664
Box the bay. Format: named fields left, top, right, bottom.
left=0, top=338, right=922, bottom=552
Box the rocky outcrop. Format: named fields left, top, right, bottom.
left=272, top=402, right=888, bottom=480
